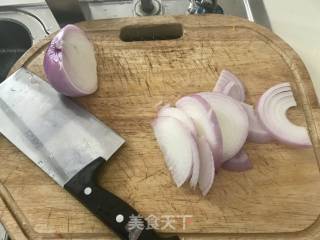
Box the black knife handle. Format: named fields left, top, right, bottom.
left=64, top=157, right=180, bottom=240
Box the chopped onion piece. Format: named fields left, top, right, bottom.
left=190, top=138, right=200, bottom=189
left=242, top=103, right=273, bottom=143
left=158, top=105, right=197, bottom=137
left=222, top=81, right=236, bottom=96
left=44, top=24, right=98, bottom=97
left=198, top=137, right=215, bottom=196
left=152, top=117, right=195, bottom=187
left=222, top=150, right=252, bottom=172
left=257, top=83, right=312, bottom=147
left=176, top=96, right=223, bottom=169
left=214, top=70, right=246, bottom=101
left=198, top=92, right=249, bottom=161
left=158, top=106, right=200, bottom=187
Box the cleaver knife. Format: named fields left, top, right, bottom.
left=0, top=68, right=179, bottom=240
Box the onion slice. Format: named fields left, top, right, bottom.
left=158, top=106, right=200, bottom=188
left=214, top=70, right=246, bottom=101
left=152, top=117, right=195, bottom=187
left=222, top=150, right=252, bottom=172
left=198, top=92, right=249, bottom=161
left=176, top=96, right=223, bottom=169
left=190, top=138, right=200, bottom=189
left=257, top=83, right=312, bottom=147
left=44, top=24, right=98, bottom=97
left=242, top=103, right=273, bottom=143
left=158, top=105, right=198, bottom=137
left=198, top=137, right=215, bottom=196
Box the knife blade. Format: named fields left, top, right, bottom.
left=0, top=68, right=124, bottom=185
left=0, top=68, right=179, bottom=240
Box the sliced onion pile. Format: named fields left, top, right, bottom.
left=44, top=24, right=98, bottom=97
left=152, top=69, right=312, bottom=196
left=176, top=96, right=223, bottom=169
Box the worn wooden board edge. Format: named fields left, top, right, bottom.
left=0, top=186, right=27, bottom=240
left=1, top=14, right=320, bottom=239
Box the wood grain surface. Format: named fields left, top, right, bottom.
left=1, top=15, right=320, bottom=239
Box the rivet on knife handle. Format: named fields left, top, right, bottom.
left=64, top=157, right=180, bottom=240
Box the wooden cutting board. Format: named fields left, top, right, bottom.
left=1, top=15, right=320, bottom=240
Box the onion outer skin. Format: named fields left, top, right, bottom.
left=257, top=82, right=312, bottom=147
left=44, top=24, right=98, bottom=97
